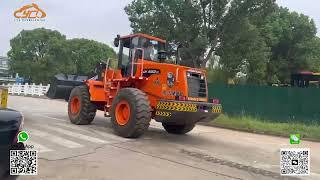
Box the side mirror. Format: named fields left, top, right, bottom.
left=113, top=34, right=120, bottom=47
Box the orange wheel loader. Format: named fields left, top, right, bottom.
left=65, top=33, right=222, bottom=138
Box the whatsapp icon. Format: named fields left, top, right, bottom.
left=17, top=131, right=29, bottom=143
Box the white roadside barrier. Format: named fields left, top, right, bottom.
left=1, top=83, right=50, bottom=97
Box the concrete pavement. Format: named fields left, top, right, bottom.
left=6, top=95, right=320, bottom=180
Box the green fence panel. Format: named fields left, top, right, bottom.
left=208, top=84, right=320, bottom=124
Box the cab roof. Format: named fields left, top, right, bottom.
left=120, top=33, right=166, bottom=43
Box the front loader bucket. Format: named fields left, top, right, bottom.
left=46, top=73, right=88, bottom=101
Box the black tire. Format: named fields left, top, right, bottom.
left=111, top=88, right=151, bottom=138
left=162, top=123, right=195, bottom=134
left=68, top=85, right=96, bottom=125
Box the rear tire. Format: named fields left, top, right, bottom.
left=111, top=88, right=151, bottom=138
left=162, top=123, right=195, bottom=134
left=68, top=86, right=96, bottom=125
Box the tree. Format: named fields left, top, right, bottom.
left=218, top=17, right=270, bottom=84
left=8, top=28, right=116, bottom=83
left=68, top=39, right=117, bottom=76
left=302, top=37, right=320, bottom=72
left=8, top=28, right=74, bottom=83
left=125, top=0, right=229, bottom=68
left=125, top=0, right=276, bottom=68
left=126, top=0, right=320, bottom=84
left=260, top=7, right=319, bottom=83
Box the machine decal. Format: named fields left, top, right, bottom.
left=153, top=78, right=161, bottom=86
left=162, top=84, right=168, bottom=90
left=212, top=105, right=222, bottom=113
left=155, top=111, right=171, bottom=117
left=167, top=72, right=175, bottom=88
left=157, top=102, right=197, bottom=112
left=187, top=97, right=207, bottom=102
left=143, top=69, right=160, bottom=77
left=162, top=90, right=183, bottom=96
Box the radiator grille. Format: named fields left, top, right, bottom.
left=187, top=72, right=207, bottom=98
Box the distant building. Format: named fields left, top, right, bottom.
left=0, top=56, right=15, bottom=83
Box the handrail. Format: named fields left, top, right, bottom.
left=131, top=48, right=145, bottom=77
left=176, top=68, right=179, bottom=83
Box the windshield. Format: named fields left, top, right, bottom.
left=140, top=37, right=165, bottom=62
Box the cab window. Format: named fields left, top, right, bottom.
left=140, top=38, right=165, bottom=62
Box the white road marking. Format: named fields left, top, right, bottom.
left=27, top=140, right=53, bottom=153
left=35, top=114, right=65, bottom=122
left=35, top=114, right=131, bottom=142
left=91, top=128, right=130, bottom=142
left=51, top=122, right=130, bottom=142
left=30, top=129, right=83, bottom=148
left=37, top=124, right=108, bottom=144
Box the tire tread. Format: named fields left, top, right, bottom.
left=68, top=85, right=96, bottom=125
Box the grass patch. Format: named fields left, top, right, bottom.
left=209, top=115, right=320, bottom=141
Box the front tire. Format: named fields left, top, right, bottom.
left=68, top=85, right=97, bottom=125
left=111, top=88, right=151, bottom=138
left=162, top=123, right=195, bottom=134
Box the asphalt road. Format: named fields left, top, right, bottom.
left=6, top=96, right=320, bottom=180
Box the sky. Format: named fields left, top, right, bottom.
left=0, top=0, right=319, bottom=56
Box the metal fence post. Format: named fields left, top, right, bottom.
left=0, top=87, right=8, bottom=108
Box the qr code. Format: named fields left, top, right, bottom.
left=10, top=150, right=38, bottom=175
left=280, top=148, right=310, bottom=176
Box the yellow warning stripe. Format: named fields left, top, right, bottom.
left=156, top=102, right=197, bottom=112
left=155, top=111, right=171, bottom=117
left=157, top=101, right=222, bottom=114
left=212, top=105, right=222, bottom=113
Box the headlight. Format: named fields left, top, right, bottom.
left=187, top=72, right=191, bottom=77
left=200, top=75, right=204, bottom=80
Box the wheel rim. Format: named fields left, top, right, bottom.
left=115, top=100, right=131, bottom=126
left=70, top=96, right=80, bottom=114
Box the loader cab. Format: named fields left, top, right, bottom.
left=114, top=34, right=166, bottom=77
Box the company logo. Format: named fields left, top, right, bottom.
left=17, top=131, right=29, bottom=143
left=162, top=90, right=183, bottom=96
left=167, top=72, right=175, bottom=88
left=142, top=69, right=160, bottom=77
left=153, top=78, right=161, bottom=86
left=290, top=134, right=301, bottom=144
left=14, top=3, right=46, bottom=21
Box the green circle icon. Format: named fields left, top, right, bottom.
left=18, top=131, right=29, bottom=143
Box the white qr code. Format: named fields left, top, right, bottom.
left=10, top=150, right=38, bottom=175
left=280, top=148, right=310, bottom=176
